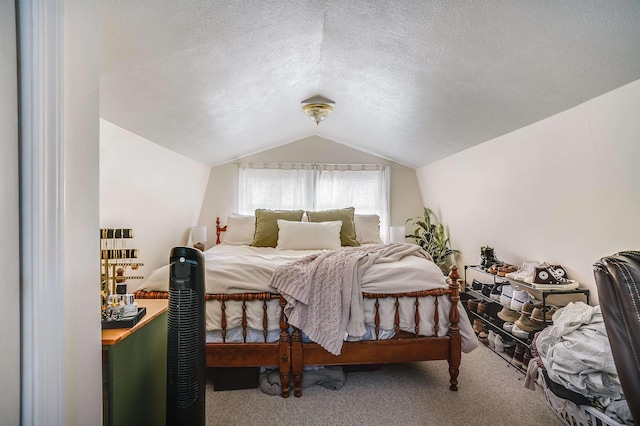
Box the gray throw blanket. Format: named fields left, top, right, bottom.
left=269, top=243, right=432, bottom=355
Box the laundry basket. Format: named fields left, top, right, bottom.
left=540, top=374, right=624, bottom=426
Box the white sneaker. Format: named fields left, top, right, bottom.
left=503, top=322, right=515, bottom=333
left=488, top=330, right=496, bottom=348
left=510, top=289, right=532, bottom=312
left=494, top=335, right=514, bottom=353
left=511, top=323, right=530, bottom=339
left=505, top=261, right=540, bottom=282
left=499, top=285, right=514, bottom=307
left=494, top=334, right=504, bottom=352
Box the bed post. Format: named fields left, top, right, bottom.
left=278, top=297, right=291, bottom=398
left=447, top=265, right=461, bottom=391
left=291, top=327, right=303, bottom=397
left=215, top=217, right=227, bottom=245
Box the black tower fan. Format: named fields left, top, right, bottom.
left=166, top=246, right=206, bottom=426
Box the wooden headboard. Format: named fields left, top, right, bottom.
left=215, top=217, right=227, bottom=245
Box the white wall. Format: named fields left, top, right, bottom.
left=100, top=119, right=211, bottom=283
left=63, top=3, right=103, bottom=423
left=19, top=1, right=102, bottom=423
left=198, top=136, right=424, bottom=244
left=0, top=2, right=20, bottom=423
left=416, top=79, right=640, bottom=303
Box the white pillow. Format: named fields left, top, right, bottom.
left=354, top=214, right=382, bottom=244
left=276, top=220, right=342, bottom=250
left=223, top=214, right=255, bottom=245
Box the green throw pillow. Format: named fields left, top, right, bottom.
left=306, top=207, right=360, bottom=247
left=252, top=209, right=304, bottom=247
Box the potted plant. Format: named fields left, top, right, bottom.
left=405, top=207, right=459, bottom=275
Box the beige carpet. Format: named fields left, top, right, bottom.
left=205, top=344, right=565, bottom=426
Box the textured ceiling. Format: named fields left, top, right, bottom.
left=101, top=1, right=640, bottom=168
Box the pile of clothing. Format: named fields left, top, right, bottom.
left=526, top=302, right=634, bottom=425
left=259, top=366, right=345, bottom=396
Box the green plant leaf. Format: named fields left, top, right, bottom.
left=405, top=207, right=459, bottom=274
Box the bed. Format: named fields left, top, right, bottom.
left=134, top=210, right=477, bottom=398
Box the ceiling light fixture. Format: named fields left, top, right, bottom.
left=301, top=95, right=335, bottom=125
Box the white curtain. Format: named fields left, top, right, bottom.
left=314, top=164, right=390, bottom=242
left=238, top=163, right=314, bottom=213
left=238, top=163, right=391, bottom=242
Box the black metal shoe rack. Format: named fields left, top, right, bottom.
left=462, top=265, right=590, bottom=374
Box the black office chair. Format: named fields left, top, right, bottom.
left=593, top=251, right=640, bottom=424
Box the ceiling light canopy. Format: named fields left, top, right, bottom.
left=301, top=95, right=335, bottom=125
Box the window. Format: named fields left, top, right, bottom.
left=238, top=163, right=391, bottom=242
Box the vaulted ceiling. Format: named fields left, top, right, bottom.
left=100, top=1, right=640, bottom=168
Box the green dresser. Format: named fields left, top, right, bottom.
left=102, top=299, right=168, bottom=426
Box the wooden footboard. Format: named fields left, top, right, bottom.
left=290, top=265, right=462, bottom=397
left=205, top=293, right=292, bottom=397
left=134, top=265, right=462, bottom=398
left=134, top=290, right=293, bottom=397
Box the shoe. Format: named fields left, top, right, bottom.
left=520, top=301, right=542, bottom=317
left=480, top=246, right=498, bottom=270
left=494, top=335, right=514, bottom=353
left=489, top=283, right=503, bottom=301
left=471, top=279, right=483, bottom=290
left=505, top=261, right=540, bottom=281
left=511, top=323, right=530, bottom=340
left=490, top=311, right=506, bottom=328
left=497, top=306, right=520, bottom=323
left=502, top=321, right=515, bottom=334
left=481, top=284, right=492, bottom=297
left=482, top=302, right=499, bottom=321
left=512, top=343, right=525, bottom=367
left=532, top=263, right=575, bottom=285
left=488, top=330, right=497, bottom=348
left=473, top=319, right=484, bottom=335
left=549, top=264, right=568, bottom=279
left=494, top=334, right=504, bottom=352
left=497, top=264, right=517, bottom=277
left=530, top=305, right=559, bottom=323
left=488, top=264, right=498, bottom=275
left=477, top=301, right=489, bottom=316
left=478, top=331, right=489, bottom=344
left=499, top=285, right=514, bottom=307
left=514, top=313, right=544, bottom=332
left=523, top=347, right=533, bottom=368
left=495, top=334, right=516, bottom=352
left=510, top=289, right=532, bottom=312
left=504, top=342, right=516, bottom=356
left=467, top=299, right=480, bottom=312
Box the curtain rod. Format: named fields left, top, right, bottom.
left=232, top=162, right=395, bottom=167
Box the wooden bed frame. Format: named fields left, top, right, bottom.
left=135, top=217, right=463, bottom=398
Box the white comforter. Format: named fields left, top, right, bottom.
left=136, top=244, right=477, bottom=352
